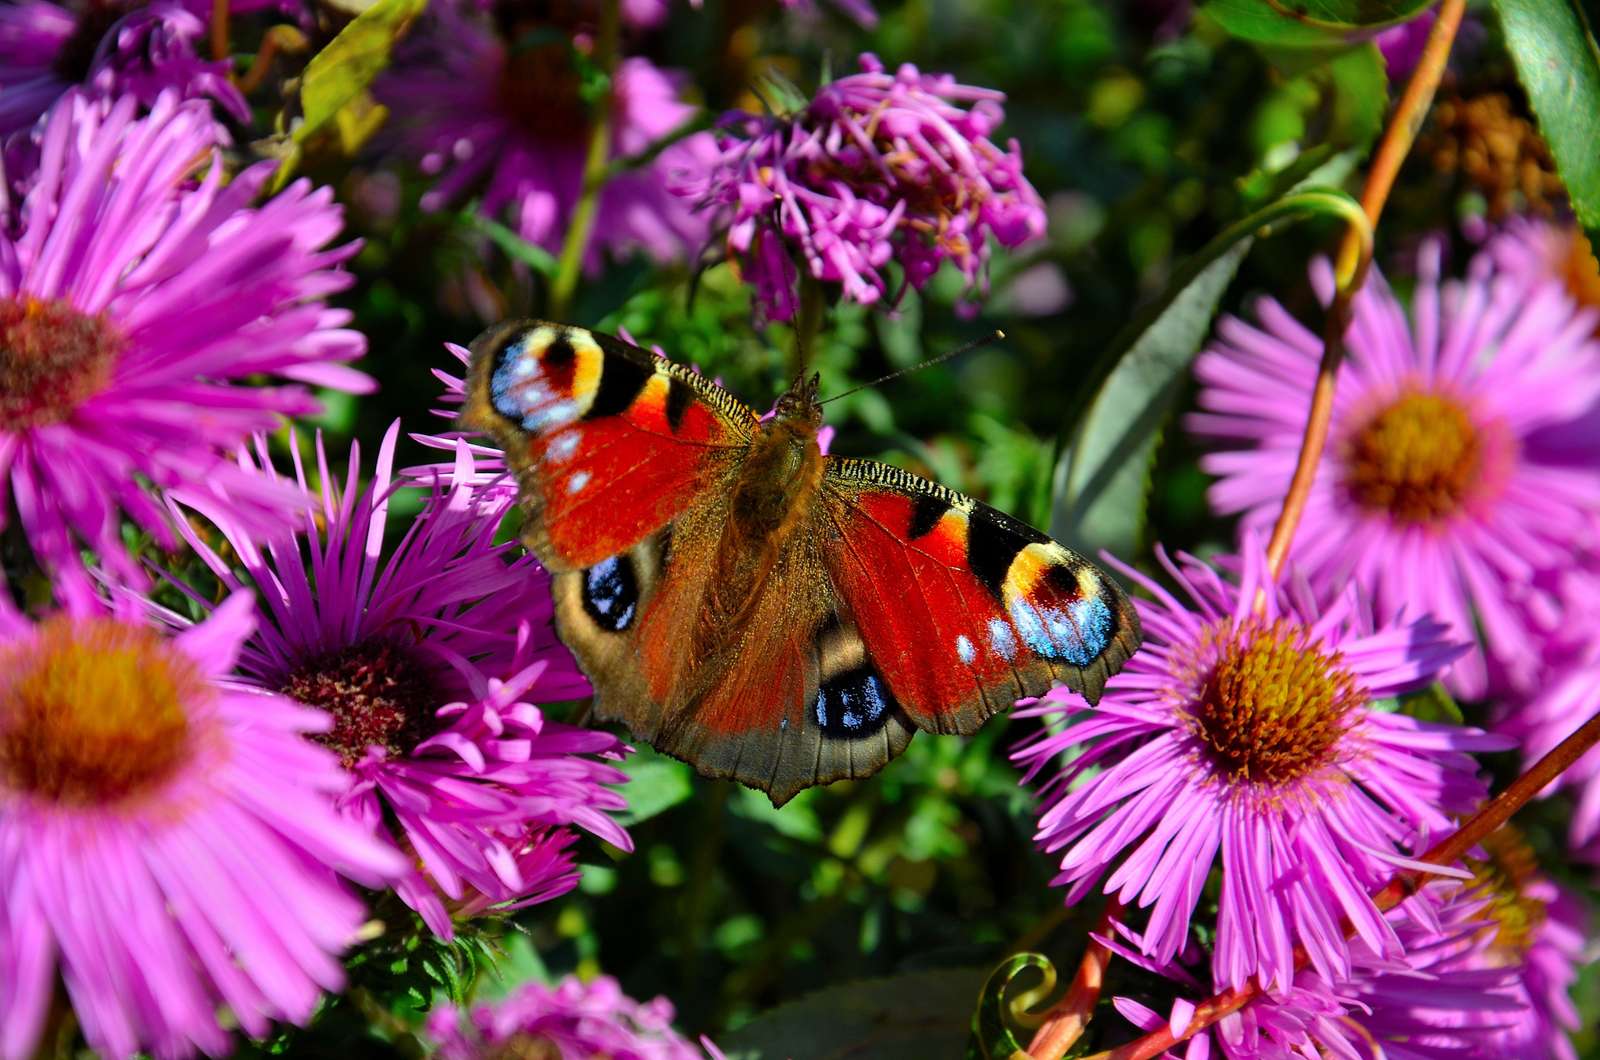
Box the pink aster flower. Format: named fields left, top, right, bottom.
left=374, top=2, right=713, bottom=267
left=427, top=974, right=720, bottom=1060
left=1116, top=891, right=1526, bottom=1059
left=677, top=53, right=1046, bottom=322
left=165, top=423, right=630, bottom=939
left=1012, top=537, right=1507, bottom=996
left=0, top=590, right=403, bottom=1060
left=1486, top=214, right=1600, bottom=320
left=0, top=0, right=248, bottom=136
left=1188, top=242, right=1600, bottom=698
left=0, top=91, right=367, bottom=609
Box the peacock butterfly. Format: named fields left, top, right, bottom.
left=461, top=321, right=1142, bottom=805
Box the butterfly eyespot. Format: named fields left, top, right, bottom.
left=581, top=555, right=638, bottom=632
left=814, top=665, right=896, bottom=738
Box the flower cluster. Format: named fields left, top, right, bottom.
left=679, top=53, right=1046, bottom=322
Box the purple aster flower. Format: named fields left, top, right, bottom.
left=1115, top=890, right=1527, bottom=1059
left=374, top=1, right=713, bottom=267
left=678, top=53, right=1046, bottom=323
left=0, top=590, right=403, bottom=1060
left=1188, top=242, right=1600, bottom=698
left=0, top=0, right=249, bottom=136
left=0, top=90, right=367, bottom=609
left=1487, top=215, right=1600, bottom=319
left=165, top=423, right=630, bottom=938
left=1374, top=10, right=1436, bottom=80
left=427, top=974, right=720, bottom=1060
left=1011, top=536, right=1507, bottom=995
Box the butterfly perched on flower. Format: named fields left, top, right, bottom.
left=462, top=322, right=1142, bottom=804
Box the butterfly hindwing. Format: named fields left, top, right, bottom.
left=461, top=320, right=756, bottom=571
left=820, top=459, right=1141, bottom=734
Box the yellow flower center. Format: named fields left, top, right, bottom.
left=1467, top=828, right=1548, bottom=959
left=0, top=617, right=196, bottom=805
left=0, top=296, right=123, bottom=429
left=277, top=638, right=442, bottom=769
left=1342, top=392, right=1486, bottom=524
left=1188, top=620, right=1364, bottom=784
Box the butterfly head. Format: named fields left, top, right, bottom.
left=773, top=371, right=823, bottom=428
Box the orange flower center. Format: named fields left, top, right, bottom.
left=1188, top=620, right=1363, bottom=784
left=0, top=617, right=196, bottom=805
left=1467, top=828, right=1548, bottom=959
left=1343, top=391, right=1486, bottom=524
left=278, top=638, right=442, bottom=769
left=0, top=296, right=123, bottom=429
left=1558, top=227, right=1600, bottom=315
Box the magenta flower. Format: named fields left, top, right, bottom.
left=1012, top=536, right=1506, bottom=995
left=1116, top=891, right=1526, bottom=1059
left=1486, top=214, right=1600, bottom=316
left=166, top=424, right=630, bottom=938
left=427, top=975, right=720, bottom=1060
left=0, top=0, right=248, bottom=135
left=0, top=590, right=403, bottom=1060
left=678, top=53, right=1046, bottom=322
left=375, top=2, right=713, bottom=267
left=0, top=91, right=367, bottom=608
left=1188, top=242, right=1600, bottom=698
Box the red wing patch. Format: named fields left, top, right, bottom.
left=821, top=460, right=1140, bottom=733
left=461, top=321, right=756, bottom=569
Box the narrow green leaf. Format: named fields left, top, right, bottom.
left=462, top=211, right=560, bottom=276
left=1394, top=682, right=1466, bottom=725
left=1203, top=0, right=1429, bottom=40
left=297, top=0, right=427, bottom=142
left=967, top=953, right=1058, bottom=1060
left=1052, top=187, right=1368, bottom=558
left=1495, top=0, right=1600, bottom=259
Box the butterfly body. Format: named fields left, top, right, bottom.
left=464, top=321, right=1141, bottom=804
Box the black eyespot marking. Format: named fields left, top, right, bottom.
left=664, top=377, right=693, bottom=433
left=543, top=334, right=577, bottom=367
left=906, top=493, right=947, bottom=540
left=814, top=665, right=896, bottom=738
left=581, top=555, right=638, bottom=632
left=966, top=504, right=1049, bottom=597
left=584, top=352, right=652, bottom=420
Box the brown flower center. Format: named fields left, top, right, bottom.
left=496, top=24, right=595, bottom=146
left=0, top=616, right=196, bottom=805
left=1422, top=92, right=1563, bottom=219
left=1558, top=226, right=1600, bottom=315
left=0, top=296, right=123, bottom=429
left=1189, top=620, right=1364, bottom=784
left=1343, top=392, right=1485, bottom=524
left=486, top=1037, right=563, bottom=1060
left=1467, top=828, right=1548, bottom=958
left=277, top=639, right=443, bottom=769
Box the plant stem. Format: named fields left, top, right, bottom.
left=1263, top=0, right=1466, bottom=580
left=792, top=272, right=825, bottom=378
left=1026, top=900, right=1123, bottom=1058
left=1080, top=703, right=1600, bottom=1060
left=211, top=0, right=230, bottom=64
left=548, top=0, right=620, bottom=319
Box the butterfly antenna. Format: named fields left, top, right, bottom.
left=818, top=329, right=1006, bottom=406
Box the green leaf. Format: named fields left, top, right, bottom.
left=296, top=0, right=427, bottom=142
left=462, top=211, right=560, bottom=276
left=1394, top=682, right=1466, bottom=725
left=1495, top=0, right=1600, bottom=259
left=1202, top=0, right=1430, bottom=40
left=613, top=749, right=694, bottom=827
left=1325, top=44, right=1388, bottom=150
left=1051, top=187, right=1368, bottom=558
left=967, top=953, right=1058, bottom=1060
left=719, top=967, right=988, bottom=1059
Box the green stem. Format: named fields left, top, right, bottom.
left=791, top=272, right=826, bottom=378
left=548, top=0, right=621, bottom=319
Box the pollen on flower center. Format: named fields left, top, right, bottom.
left=0, top=616, right=195, bottom=804
left=1468, top=828, right=1549, bottom=959
left=0, top=296, right=123, bottom=429
left=278, top=638, right=443, bottom=768
left=1342, top=391, right=1484, bottom=524
left=1188, top=620, right=1363, bottom=784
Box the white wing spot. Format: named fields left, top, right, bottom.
left=956, top=635, right=976, bottom=665
left=548, top=432, right=581, bottom=461
left=566, top=470, right=591, bottom=494
left=988, top=619, right=1017, bottom=660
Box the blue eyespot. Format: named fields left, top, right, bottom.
left=1008, top=594, right=1112, bottom=666
left=581, top=555, right=637, bottom=632
left=815, top=666, right=894, bottom=737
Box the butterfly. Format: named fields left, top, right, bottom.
left=461, top=321, right=1142, bottom=805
